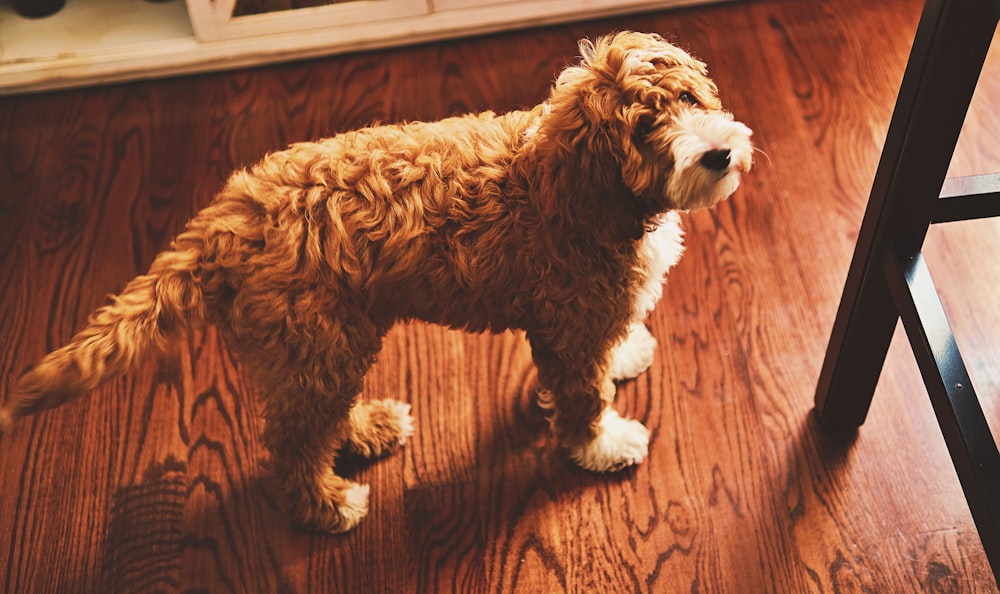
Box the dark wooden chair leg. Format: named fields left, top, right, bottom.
left=814, top=0, right=1000, bottom=584
left=814, top=0, right=997, bottom=430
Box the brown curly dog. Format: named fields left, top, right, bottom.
left=1, top=32, right=753, bottom=533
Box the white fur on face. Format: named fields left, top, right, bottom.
left=663, top=110, right=753, bottom=210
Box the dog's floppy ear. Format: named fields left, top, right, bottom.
left=540, top=34, right=651, bottom=146
left=541, top=34, right=663, bottom=198
left=540, top=42, right=614, bottom=152
left=618, top=106, right=660, bottom=197
left=530, top=32, right=695, bottom=238
left=532, top=36, right=631, bottom=197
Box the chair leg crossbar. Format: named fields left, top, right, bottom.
left=883, top=249, right=1000, bottom=569
left=935, top=174, right=1000, bottom=223
left=814, top=0, right=1000, bottom=584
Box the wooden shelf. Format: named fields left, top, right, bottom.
left=0, top=0, right=721, bottom=96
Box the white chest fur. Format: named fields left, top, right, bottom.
left=631, top=210, right=685, bottom=323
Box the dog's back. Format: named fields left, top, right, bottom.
left=211, top=108, right=550, bottom=332
left=0, top=106, right=548, bottom=430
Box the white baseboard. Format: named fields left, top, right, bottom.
left=0, top=0, right=725, bottom=95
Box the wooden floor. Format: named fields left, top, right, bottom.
left=2, top=0, right=1000, bottom=591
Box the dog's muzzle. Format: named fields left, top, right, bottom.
left=663, top=110, right=754, bottom=209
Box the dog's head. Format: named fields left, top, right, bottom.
left=540, top=32, right=753, bottom=216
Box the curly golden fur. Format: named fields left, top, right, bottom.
left=1, top=32, right=753, bottom=533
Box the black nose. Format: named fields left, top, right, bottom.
left=700, top=148, right=731, bottom=172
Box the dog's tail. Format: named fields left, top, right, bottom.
left=0, top=235, right=207, bottom=434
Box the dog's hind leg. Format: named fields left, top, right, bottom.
left=344, top=399, right=415, bottom=459
left=246, top=317, right=382, bottom=533
left=530, top=331, right=650, bottom=473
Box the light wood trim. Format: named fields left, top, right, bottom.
left=0, top=0, right=721, bottom=95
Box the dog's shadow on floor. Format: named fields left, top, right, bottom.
left=94, top=384, right=645, bottom=591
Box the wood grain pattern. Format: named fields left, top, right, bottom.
left=3, top=0, right=1000, bottom=591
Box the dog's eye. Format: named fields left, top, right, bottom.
left=679, top=91, right=699, bottom=106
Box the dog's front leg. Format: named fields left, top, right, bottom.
left=530, top=333, right=650, bottom=472
left=608, top=322, right=658, bottom=382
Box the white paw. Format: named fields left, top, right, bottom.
left=608, top=323, right=657, bottom=382
left=570, top=408, right=650, bottom=472
left=335, top=482, right=371, bottom=533
left=382, top=399, right=415, bottom=445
